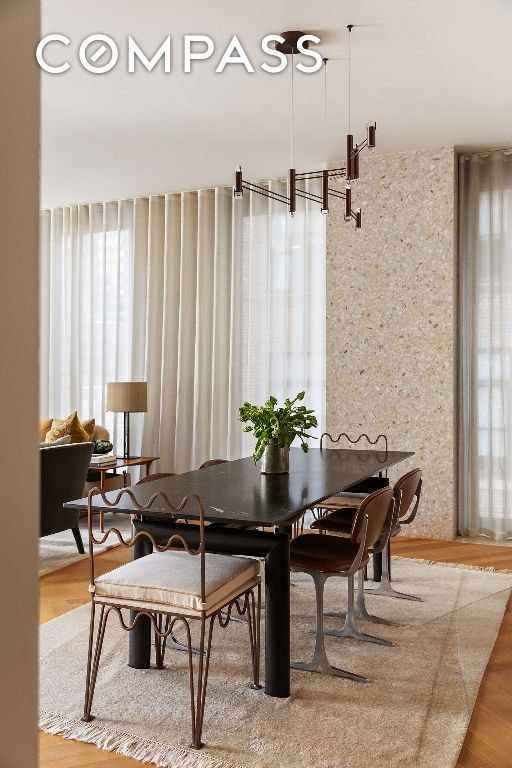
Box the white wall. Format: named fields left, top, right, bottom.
left=0, top=1, right=40, bottom=765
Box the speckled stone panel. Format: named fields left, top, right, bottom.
left=326, top=147, right=456, bottom=539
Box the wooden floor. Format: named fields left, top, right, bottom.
left=39, top=537, right=512, bottom=768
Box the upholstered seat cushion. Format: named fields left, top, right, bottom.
left=310, top=506, right=357, bottom=534
left=94, top=550, right=260, bottom=616
left=290, top=533, right=366, bottom=573
left=316, top=493, right=365, bottom=511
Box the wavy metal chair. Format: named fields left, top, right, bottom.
left=314, top=432, right=389, bottom=519
left=289, top=485, right=394, bottom=680
left=82, top=488, right=261, bottom=749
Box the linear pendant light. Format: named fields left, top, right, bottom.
left=234, top=25, right=376, bottom=229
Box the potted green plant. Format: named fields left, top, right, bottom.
left=239, top=392, right=318, bottom=474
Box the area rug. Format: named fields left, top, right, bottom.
left=39, top=559, right=512, bottom=768
left=39, top=513, right=134, bottom=577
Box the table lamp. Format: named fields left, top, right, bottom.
left=106, top=381, right=147, bottom=459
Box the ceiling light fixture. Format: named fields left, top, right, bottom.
left=234, top=25, right=376, bottom=229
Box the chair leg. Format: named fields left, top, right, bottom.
left=154, top=612, right=202, bottom=658
left=324, top=574, right=396, bottom=647
left=72, top=526, right=85, bottom=554
left=166, top=625, right=203, bottom=657
left=82, top=604, right=109, bottom=722
left=155, top=614, right=169, bottom=669
left=190, top=616, right=215, bottom=749
left=247, top=584, right=262, bottom=690
left=365, top=542, right=423, bottom=602
left=291, top=572, right=368, bottom=682
left=325, top=570, right=401, bottom=627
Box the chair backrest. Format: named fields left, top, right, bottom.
left=319, top=432, right=389, bottom=486
left=40, top=442, right=94, bottom=536
left=394, top=468, right=422, bottom=519
left=319, top=431, right=388, bottom=454
left=137, top=472, right=175, bottom=485
left=350, top=486, right=394, bottom=551
left=198, top=459, right=228, bottom=470
left=87, top=487, right=206, bottom=599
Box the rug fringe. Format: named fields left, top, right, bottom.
left=393, top=556, right=512, bottom=574
left=39, top=711, right=242, bottom=768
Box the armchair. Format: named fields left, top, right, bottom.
left=40, top=442, right=94, bottom=553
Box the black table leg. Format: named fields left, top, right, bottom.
left=373, top=551, right=383, bottom=582
left=128, top=530, right=152, bottom=669
left=264, top=530, right=290, bottom=698
left=129, top=520, right=291, bottom=697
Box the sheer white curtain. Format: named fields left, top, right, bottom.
left=239, top=180, right=325, bottom=456
left=40, top=184, right=325, bottom=471
left=459, top=150, right=512, bottom=541
left=132, top=190, right=244, bottom=472
left=40, top=203, right=134, bottom=454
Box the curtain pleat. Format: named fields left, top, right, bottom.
left=40, top=182, right=326, bottom=471
left=459, top=150, right=512, bottom=541
left=158, top=194, right=181, bottom=471
left=142, top=196, right=166, bottom=461
left=193, top=189, right=215, bottom=465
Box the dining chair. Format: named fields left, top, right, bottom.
left=311, top=468, right=423, bottom=602
left=364, top=468, right=423, bottom=601
left=289, top=485, right=394, bottom=680
left=311, top=487, right=400, bottom=630
left=199, top=459, right=228, bottom=469
left=314, top=432, right=390, bottom=520
left=137, top=472, right=199, bottom=653
left=82, top=487, right=261, bottom=749
left=137, top=472, right=176, bottom=484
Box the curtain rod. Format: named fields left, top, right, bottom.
left=459, top=146, right=512, bottom=159
left=39, top=184, right=232, bottom=213
left=40, top=173, right=293, bottom=213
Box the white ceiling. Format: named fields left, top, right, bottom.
left=41, top=0, right=512, bottom=208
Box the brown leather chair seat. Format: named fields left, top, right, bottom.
left=317, top=494, right=364, bottom=510
left=310, top=506, right=358, bottom=534
left=290, top=533, right=366, bottom=573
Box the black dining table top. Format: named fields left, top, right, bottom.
left=65, top=447, right=414, bottom=528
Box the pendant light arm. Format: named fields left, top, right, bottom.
left=232, top=25, right=375, bottom=229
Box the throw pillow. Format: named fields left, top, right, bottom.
left=39, top=418, right=53, bottom=442
left=50, top=415, right=95, bottom=441
left=45, top=411, right=91, bottom=444
left=40, top=435, right=72, bottom=448
left=81, top=418, right=96, bottom=440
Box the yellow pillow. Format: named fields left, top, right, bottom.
left=39, top=418, right=53, bottom=442
left=45, top=412, right=92, bottom=444
left=80, top=418, right=96, bottom=440
left=50, top=415, right=95, bottom=441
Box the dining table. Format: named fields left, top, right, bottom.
left=66, top=446, right=414, bottom=698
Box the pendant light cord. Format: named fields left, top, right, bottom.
left=348, top=25, right=352, bottom=135
left=290, top=57, right=294, bottom=168
left=323, top=58, right=328, bottom=160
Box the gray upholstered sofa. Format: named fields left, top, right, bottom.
left=40, top=442, right=94, bottom=553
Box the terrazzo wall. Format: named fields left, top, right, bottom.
left=326, top=146, right=457, bottom=539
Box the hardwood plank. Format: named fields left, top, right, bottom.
left=39, top=537, right=512, bottom=768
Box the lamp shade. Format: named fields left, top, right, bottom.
left=106, top=382, right=147, bottom=413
